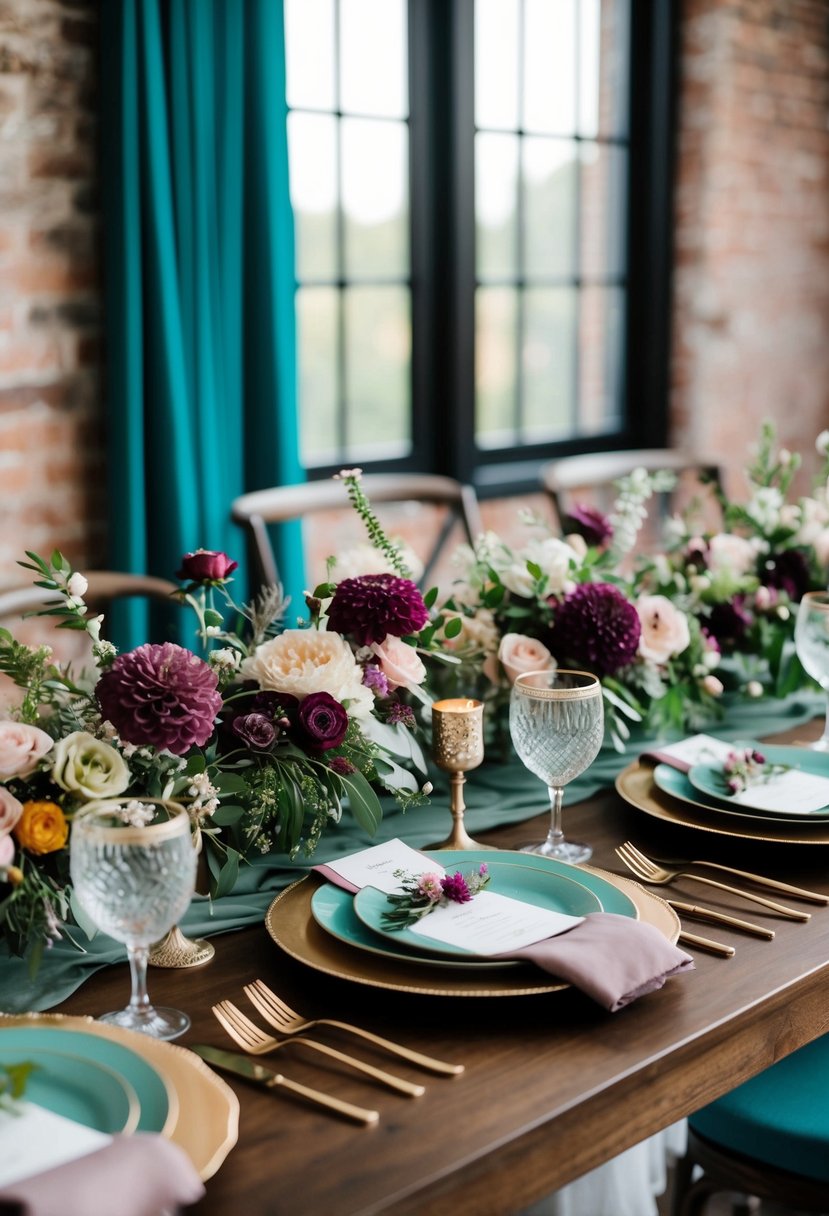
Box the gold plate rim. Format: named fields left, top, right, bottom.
left=0, top=1013, right=239, bottom=1181
left=616, top=760, right=829, bottom=845
left=265, top=863, right=678, bottom=998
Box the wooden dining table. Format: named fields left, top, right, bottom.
left=55, top=720, right=829, bottom=1215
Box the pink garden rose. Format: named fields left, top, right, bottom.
left=497, top=633, right=556, bottom=685
left=0, top=832, right=14, bottom=868
left=636, top=595, right=691, bottom=664
left=0, top=786, right=23, bottom=834
left=0, top=722, right=54, bottom=779
left=370, top=636, right=427, bottom=692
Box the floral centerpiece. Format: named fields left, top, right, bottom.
left=0, top=519, right=435, bottom=967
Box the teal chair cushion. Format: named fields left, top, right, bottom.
left=689, top=1033, right=829, bottom=1183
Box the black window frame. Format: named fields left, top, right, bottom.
left=305, top=0, right=679, bottom=499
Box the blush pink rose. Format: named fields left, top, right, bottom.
left=0, top=833, right=14, bottom=868
left=636, top=595, right=691, bottom=664
left=0, top=722, right=54, bottom=779
left=370, top=636, right=427, bottom=692
left=0, top=786, right=23, bottom=834
left=498, top=633, right=556, bottom=685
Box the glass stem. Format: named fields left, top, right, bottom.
left=545, top=786, right=565, bottom=847
left=126, top=944, right=153, bottom=1017
left=821, top=692, right=829, bottom=747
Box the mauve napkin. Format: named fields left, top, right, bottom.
left=639, top=748, right=691, bottom=772
left=315, top=867, right=694, bottom=1012
left=0, top=1133, right=204, bottom=1216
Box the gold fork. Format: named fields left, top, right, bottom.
left=244, top=980, right=464, bottom=1076
left=615, top=842, right=810, bottom=921
left=212, top=1001, right=425, bottom=1097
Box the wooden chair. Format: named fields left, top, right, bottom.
left=540, top=449, right=722, bottom=537
left=671, top=1033, right=829, bottom=1216
left=231, top=474, right=484, bottom=591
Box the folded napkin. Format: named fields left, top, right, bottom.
left=641, top=733, right=740, bottom=774
left=0, top=1133, right=204, bottom=1216
left=315, top=866, right=694, bottom=1012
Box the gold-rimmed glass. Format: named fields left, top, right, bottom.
left=795, top=590, right=829, bottom=752
left=509, top=669, right=604, bottom=863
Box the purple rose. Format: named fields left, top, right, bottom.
left=298, top=692, right=349, bottom=751
left=177, top=549, right=238, bottom=583
left=231, top=712, right=277, bottom=751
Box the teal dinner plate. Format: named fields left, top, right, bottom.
left=688, top=745, right=829, bottom=817
left=353, top=861, right=601, bottom=961
left=0, top=1027, right=170, bottom=1133
left=0, top=1046, right=139, bottom=1134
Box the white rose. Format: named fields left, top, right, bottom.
left=51, top=731, right=130, bottom=799
left=241, top=629, right=374, bottom=719
left=0, top=722, right=54, bottom=779
left=636, top=595, right=691, bottom=664
left=498, top=633, right=556, bottom=685
left=370, top=636, right=427, bottom=692
left=498, top=537, right=579, bottom=598
left=707, top=533, right=758, bottom=576
left=747, top=486, right=784, bottom=533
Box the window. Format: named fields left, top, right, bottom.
left=285, top=0, right=676, bottom=493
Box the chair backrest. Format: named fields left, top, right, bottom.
left=0, top=572, right=179, bottom=620
left=231, top=474, right=484, bottom=591
left=540, top=449, right=723, bottom=537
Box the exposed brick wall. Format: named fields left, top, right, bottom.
left=0, top=0, right=104, bottom=590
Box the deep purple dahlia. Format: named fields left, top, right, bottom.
left=96, top=642, right=222, bottom=755
left=551, top=583, right=641, bottom=676
left=326, top=574, right=429, bottom=646
left=759, top=549, right=811, bottom=601
left=440, top=872, right=472, bottom=904
left=298, top=691, right=349, bottom=751
left=705, top=598, right=752, bottom=649
left=563, top=503, right=614, bottom=549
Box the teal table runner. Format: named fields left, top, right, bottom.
left=0, top=691, right=821, bottom=1014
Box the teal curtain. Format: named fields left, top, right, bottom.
left=100, top=0, right=305, bottom=646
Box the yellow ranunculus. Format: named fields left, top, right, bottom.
left=14, top=801, right=68, bottom=855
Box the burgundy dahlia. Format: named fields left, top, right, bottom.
left=176, top=549, right=238, bottom=583
left=563, top=503, right=614, bottom=549
left=705, top=598, right=752, bottom=649
left=298, top=691, right=349, bottom=751
left=440, top=872, right=472, bottom=904
left=760, top=549, right=811, bottom=602
left=551, top=582, right=641, bottom=676
left=326, top=574, right=429, bottom=646
left=96, top=642, right=222, bottom=755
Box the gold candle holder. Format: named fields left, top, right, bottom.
left=429, top=697, right=490, bottom=850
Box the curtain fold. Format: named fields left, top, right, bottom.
left=100, top=0, right=304, bottom=647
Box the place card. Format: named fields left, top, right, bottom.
left=409, top=890, right=582, bottom=955
left=320, top=839, right=440, bottom=894
left=0, top=1102, right=111, bottom=1188
left=731, top=768, right=829, bottom=814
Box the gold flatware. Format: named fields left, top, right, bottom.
left=647, top=852, right=828, bottom=905
left=212, top=1001, right=425, bottom=1098
left=678, top=931, right=735, bottom=958
left=615, top=842, right=810, bottom=921
left=243, top=980, right=464, bottom=1077
left=192, top=1045, right=379, bottom=1125
left=666, top=900, right=775, bottom=940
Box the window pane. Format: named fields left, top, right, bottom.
left=298, top=287, right=339, bottom=465
left=340, top=0, right=407, bottom=117
left=523, top=0, right=576, bottom=134
left=523, top=138, right=578, bottom=280
left=285, top=0, right=335, bottom=111
left=580, top=286, right=624, bottom=435
left=288, top=113, right=338, bottom=280
left=580, top=142, right=627, bottom=279
left=342, top=119, right=408, bottom=279
left=345, top=287, right=410, bottom=460
left=580, top=0, right=630, bottom=138
left=476, top=287, right=517, bottom=449
left=523, top=288, right=576, bottom=441
left=476, top=133, right=519, bottom=281
left=475, top=0, right=519, bottom=130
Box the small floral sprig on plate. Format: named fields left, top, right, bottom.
left=720, top=747, right=789, bottom=795
left=381, top=863, right=491, bottom=930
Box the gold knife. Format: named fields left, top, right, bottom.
left=192, top=1044, right=379, bottom=1125
left=678, top=931, right=735, bottom=958
left=667, top=900, right=775, bottom=939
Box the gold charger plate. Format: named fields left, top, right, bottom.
left=265, top=867, right=679, bottom=997
left=616, top=760, right=829, bottom=845
left=0, top=1013, right=239, bottom=1181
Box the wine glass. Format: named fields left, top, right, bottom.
left=70, top=798, right=197, bottom=1039
left=509, top=669, right=604, bottom=863
left=795, top=590, right=829, bottom=751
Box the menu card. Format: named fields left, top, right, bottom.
left=0, top=1103, right=111, bottom=1187
left=730, top=768, right=829, bottom=813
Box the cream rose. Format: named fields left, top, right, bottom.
left=370, top=636, right=427, bottom=692
left=51, top=731, right=130, bottom=799
left=0, top=722, right=54, bottom=779
left=636, top=595, right=691, bottom=664
left=241, top=629, right=374, bottom=719
left=498, top=633, right=556, bottom=685
left=706, top=533, right=758, bottom=577
left=497, top=537, right=578, bottom=598
left=0, top=786, right=23, bottom=834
